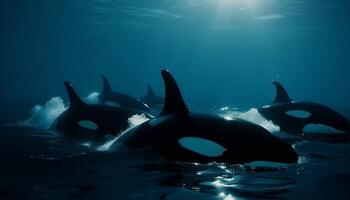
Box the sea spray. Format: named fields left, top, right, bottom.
left=97, top=114, right=150, bottom=151
left=22, top=97, right=67, bottom=129
left=221, top=108, right=280, bottom=132
left=22, top=92, right=100, bottom=128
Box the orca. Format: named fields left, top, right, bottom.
left=99, top=76, right=150, bottom=111
left=258, top=81, right=350, bottom=134
left=140, top=84, right=164, bottom=107
left=51, top=81, right=151, bottom=137
left=113, top=70, right=298, bottom=164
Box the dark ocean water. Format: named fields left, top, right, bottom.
left=0, top=101, right=350, bottom=200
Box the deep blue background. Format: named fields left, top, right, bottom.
left=1, top=0, right=349, bottom=110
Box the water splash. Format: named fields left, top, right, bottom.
left=221, top=108, right=280, bottom=132
left=97, top=114, right=150, bottom=151
left=84, top=91, right=100, bottom=104
left=21, top=97, right=67, bottom=129
left=22, top=92, right=100, bottom=129
left=128, top=114, right=150, bottom=127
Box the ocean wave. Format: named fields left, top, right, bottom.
left=221, top=108, right=280, bottom=133
left=21, top=97, right=68, bottom=129
left=22, top=92, right=100, bottom=129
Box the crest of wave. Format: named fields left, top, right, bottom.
left=223, top=108, right=280, bottom=133
left=22, top=92, right=100, bottom=129
left=21, top=97, right=67, bottom=129
left=97, top=114, right=150, bottom=151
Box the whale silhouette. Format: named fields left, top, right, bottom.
left=114, top=70, right=298, bottom=164
left=51, top=81, right=151, bottom=138
left=258, top=81, right=350, bottom=134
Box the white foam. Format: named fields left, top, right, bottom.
left=21, top=97, right=67, bottom=129
left=84, top=91, right=100, bottom=104
left=97, top=114, right=150, bottom=151
left=221, top=108, right=280, bottom=133
left=128, top=114, right=150, bottom=127
left=22, top=92, right=100, bottom=129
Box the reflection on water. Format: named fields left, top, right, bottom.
left=0, top=119, right=350, bottom=199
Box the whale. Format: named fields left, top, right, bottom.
left=51, top=81, right=151, bottom=138
left=113, top=70, right=298, bottom=164
left=99, top=76, right=150, bottom=111
left=258, top=81, right=350, bottom=134
left=140, top=84, right=164, bottom=107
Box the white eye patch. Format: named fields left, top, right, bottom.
left=78, top=120, right=98, bottom=130
left=178, top=137, right=226, bottom=157
left=303, top=124, right=344, bottom=133
left=286, top=110, right=311, bottom=118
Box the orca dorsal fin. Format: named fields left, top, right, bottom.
left=161, top=70, right=189, bottom=115
left=64, top=81, right=86, bottom=108
left=146, top=84, right=156, bottom=98
left=102, top=75, right=112, bottom=96
left=272, top=81, right=292, bottom=103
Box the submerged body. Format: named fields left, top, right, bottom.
left=258, top=82, right=350, bottom=134
left=140, top=84, right=164, bottom=107
left=99, top=76, right=150, bottom=111
left=114, top=70, right=298, bottom=164
left=52, top=82, right=150, bottom=137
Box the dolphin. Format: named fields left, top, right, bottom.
left=98, top=76, right=150, bottom=111
left=113, top=70, right=298, bottom=164
left=51, top=81, right=151, bottom=137
left=140, top=84, right=164, bottom=107
left=258, top=81, right=350, bottom=134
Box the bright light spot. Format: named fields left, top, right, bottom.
left=224, top=194, right=235, bottom=200
left=212, top=180, right=225, bottom=187
left=218, top=165, right=226, bottom=169
left=80, top=142, right=92, bottom=147
left=220, top=106, right=230, bottom=111
left=224, top=115, right=233, bottom=121
left=219, top=192, right=226, bottom=197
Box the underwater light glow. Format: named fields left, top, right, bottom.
left=218, top=192, right=237, bottom=200
left=224, top=194, right=235, bottom=200
left=212, top=180, right=225, bottom=187
left=224, top=115, right=234, bottom=120
left=217, top=0, right=260, bottom=10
